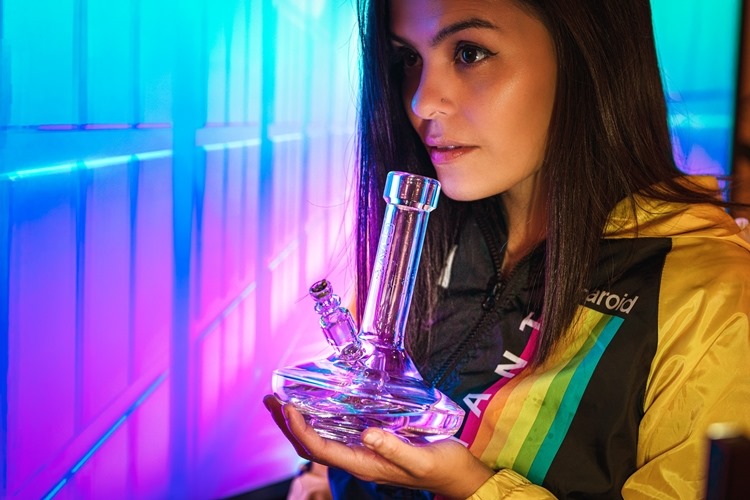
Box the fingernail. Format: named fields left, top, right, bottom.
left=363, top=431, right=382, bottom=448
left=282, top=403, right=298, bottom=424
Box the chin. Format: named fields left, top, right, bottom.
left=438, top=180, right=500, bottom=202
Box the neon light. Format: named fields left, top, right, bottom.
left=196, top=281, right=257, bottom=342
left=41, top=479, right=68, bottom=500
left=70, top=416, right=128, bottom=474
left=669, top=113, right=731, bottom=130
left=135, top=149, right=173, bottom=161
left=268, top=239, right=300, bottom=271
left=135, top=123, right=172, bottom=129
left=1, top=150, right=175, bottom=182
left=84, top=155, right=134, bottom=171
left=83, top=124, right=133, bottom=130
left=37, top=124, right=78, bottom=131
left=41, top=374, right=168, bottom=499
left=3, top=163, right=78, bottom=181
left=270, top=133, right=304, bottom=143
left=202, top=139, right=261, bottom=151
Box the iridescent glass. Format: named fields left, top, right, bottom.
left=272, top=172, right=464, bottom=444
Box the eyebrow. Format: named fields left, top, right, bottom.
left=390, top=17, right=500, bottom=48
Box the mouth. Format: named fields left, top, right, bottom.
left=426, top=144, right=476, bottom=164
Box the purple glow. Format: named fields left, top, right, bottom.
left=22, top=123, right=174, bottom=132
left=81, top=166, right=131, bottom=425
left=36, top=124, right=78, bottom=131
left=82, top=123, right=133, bottom=130
left=8, top=181, right=77, bottom=494
left=134, top=123, right=172, bottom=129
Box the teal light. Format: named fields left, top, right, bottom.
left=651, top=0, right=741, bottom=174
left=2, top=163, right=77, bottom=181
left=0, top=149, right=173, bottom=181
left=202, top=138, right=261, bottom=151
left=652, top=0, right=741, bottom=97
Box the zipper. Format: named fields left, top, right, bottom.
left=431, top=214, right=511, bottom=389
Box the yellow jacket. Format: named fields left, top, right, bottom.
left=468, top=180, right=750, bottom=498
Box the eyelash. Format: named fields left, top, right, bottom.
left=453, top=43, right=496, bottom=65
left=392, top=43, right=496, bottom=70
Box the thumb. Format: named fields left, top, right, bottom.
left=361, top=428, right=412, bottom=465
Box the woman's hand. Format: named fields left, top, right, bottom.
left=263, top=395, right=495, bottom=499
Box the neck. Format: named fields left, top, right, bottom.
left=501, top=178, right=547, bottom=275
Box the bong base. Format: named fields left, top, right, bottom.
left=279, top=386, right=464, bottom=445
left=273, top=361, right=464, bottom=444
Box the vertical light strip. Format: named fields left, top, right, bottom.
left=127, top=157, right=140, bottom=385
left=255, top=0, right=277, bottom=372
left=132, top=0, right=142, bottom=125
left=218, top=0, right=232, bottom=309
left=242, top=0, right=251, bottom=126
left=221, top=150, right=229, bottom=297
left=73, top=167, right=88, bottom=433
left=296, top=9, right=314, bottom=289
left=224, top=4, right=233, bottom=126
left=126, top=1, right=140, bottom=486
left=126, top=156, right=140, bottom=499
left=0, top=181, right=11, bottom=498
left=239, top=0, right=252, bottom=282
left=221, top=1, right=233, bottom=300
left=322, top=7, right=338, bottom=261
left=74, top=0, right=88, bottom=125
left=0, top=5, right=9, bottom=487
left=170, top=0, right=205, bottom=494
left=72, top=0, right=88, bottom=438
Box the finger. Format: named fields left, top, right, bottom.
left=360, top=428, right=417, bottom=470
left=283, top=404, right=371, bottom=469
left=282, top=403, right=337, bottom=459
left=262, top=395, right=312, bottom=460
left=360, top=430, right=493, bottom=496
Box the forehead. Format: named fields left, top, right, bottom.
left=389, top=0, right=530, bottom=35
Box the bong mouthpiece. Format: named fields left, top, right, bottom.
left=383, top=171, right=440, bottom=212
left=309, top=279, right=332, bottom=301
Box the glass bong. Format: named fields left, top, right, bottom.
left=272, top=171, right=465, bottom=444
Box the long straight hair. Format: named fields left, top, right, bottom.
left=355, top=0, right=731, bottom=366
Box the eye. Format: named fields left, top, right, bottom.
left=395, top=46, right=420, bottom=68
left=455, top=44, right=494, bottom=65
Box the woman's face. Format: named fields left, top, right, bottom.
left=390, top=0, right=557, bottom=202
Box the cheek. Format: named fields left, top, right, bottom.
left=488, top=79, right=552, bottom=149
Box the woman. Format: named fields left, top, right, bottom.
left=265, top=0, right=750, bottom=497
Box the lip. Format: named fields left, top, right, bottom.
left=426, top=143, right=477, bottom=165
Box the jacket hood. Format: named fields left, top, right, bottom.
left=604, top=176, right=750, bottom=252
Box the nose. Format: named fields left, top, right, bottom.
left=409, top=64, right=451, bottom=120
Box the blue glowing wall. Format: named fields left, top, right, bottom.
left=0, top=1, right=357, bottom=498
left=652, top=0, right=741, bottom=176
left=0, top=0, right=741, bottom=499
